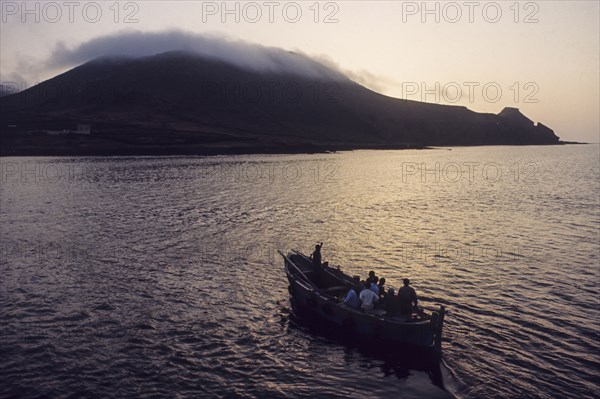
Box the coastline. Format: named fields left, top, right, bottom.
left=0, top=135, right=587, bottom=158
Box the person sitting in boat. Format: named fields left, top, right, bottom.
left=369, top=277, right=380, bottom=296
left=342, top=282, right=361, bottom=310
left=377, top=277, right=386, bottom=298
left=359, top=280, right=379, bottom=312
left=310, top=242, right=323, bottom=268
left=385, top=288, right=398, bottom=315
left=397, top=278, right=418, bottom=315
left=368, top=270, right=378, bottom=284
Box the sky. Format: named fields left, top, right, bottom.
left=0, top=0, right=598, bottom=142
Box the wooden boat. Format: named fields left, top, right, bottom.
left=280, top=250, right=446, bottom=352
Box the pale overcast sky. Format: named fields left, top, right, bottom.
left=1, top=1, right=598, bottom=142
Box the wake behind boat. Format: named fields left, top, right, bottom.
left=280, top=249, right=446, bottom=353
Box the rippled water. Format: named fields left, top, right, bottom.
left=1, top=145, right=598, bottom=398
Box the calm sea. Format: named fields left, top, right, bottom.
left=1, top=144, right=598, bottom=398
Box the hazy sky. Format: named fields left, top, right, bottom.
left=1, top=0, right=598, bottom=142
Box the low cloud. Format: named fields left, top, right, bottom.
left=0, top=53, right=43, bottom=89
left=45, top=29, right=349, bottom=81
left=2, top=30, right=398, bottom=93
left=343, top=69, right=400, bottom=94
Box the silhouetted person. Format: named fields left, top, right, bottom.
left=385, top=288, right=397, bottom=315
left=377, top=277, right=386, bottom=298
left=398, top=278, right=418, bottom=315
left=368, top=270, right=378, bottom=284
left=310, top=242, right=323, bottom=268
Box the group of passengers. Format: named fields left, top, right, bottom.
left=342, top=270, right=418, bottom=315
left=310, top=243, right=418, bottom=316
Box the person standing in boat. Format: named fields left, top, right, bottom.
left=359, top=280, right=379, bottom=312
left=397, top=278, right=418, bottom=315
left=310, top=242, right=323, bottom=268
